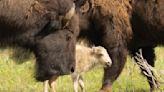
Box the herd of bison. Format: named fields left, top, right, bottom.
left=0, top=0, right=163, bottom=92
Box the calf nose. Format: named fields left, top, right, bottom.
left=107, top=60, right=112, bottom=66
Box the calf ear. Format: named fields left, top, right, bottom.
left=91, top=46, right=103, bottom=56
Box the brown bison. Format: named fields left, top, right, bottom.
left=75, top=0, right=132, bottom=91
left=0, top=0, right=79, bottom=81
left=75, top=0, right=164, bottom=91
left=129, top=0, right=164, bottom=91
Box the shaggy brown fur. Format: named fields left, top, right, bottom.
left=75, top=0, right=164, bottom=91
left=0, top=0, right=79, bottom=81
left=129, top=0, right=164, bottom=91
left=75, top=0, right=132, bottom=92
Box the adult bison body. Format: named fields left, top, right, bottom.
left=0, top=0, right=79, bottom=81
left=75, top=0, right=132, bottom=91
left=75, top=0, right=164, bottom=91
left=129, top=0, right=164, bottom=90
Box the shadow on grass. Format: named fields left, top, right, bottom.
left=10, top=47, right=33, bottom=64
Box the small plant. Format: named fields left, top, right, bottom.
left=134, top=49, right=164, bottom=91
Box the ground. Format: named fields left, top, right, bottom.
left=0, top=47, right=164, bottom=92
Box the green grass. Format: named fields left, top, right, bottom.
left=0, top=47, right=164, bottom=92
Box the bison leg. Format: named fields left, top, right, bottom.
left=131, top=47, right=159, bottom=91
left=43, top=80, right=49, bottom=92
left=100, top=42, right=128, bottom=92
left=71, top=73, right=80, bottom=92
left=48, top=76, right=58, bottom=92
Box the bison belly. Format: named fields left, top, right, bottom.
left=130, top=0, right=164, bottom=47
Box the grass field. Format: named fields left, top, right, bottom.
left=0, top=47, right=163, bottom=92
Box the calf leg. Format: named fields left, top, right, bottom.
left=72, top=74, right=80, bottom=92
left=78, top=75, right=85, bottom=92
left=131, top=47, right=159, bottom=91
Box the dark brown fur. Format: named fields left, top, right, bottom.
left=0, top=0, right=79, bottom=81
left=75, top=0, right=132, bottom=91
left=129, top=0, right=164, bottom=91
left=75, top=0, right=164, bottom=91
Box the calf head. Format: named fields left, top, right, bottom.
left=91, top=46, right=112, bottom=66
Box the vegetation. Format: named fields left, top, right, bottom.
left=0, top=47, right=163, bottom=92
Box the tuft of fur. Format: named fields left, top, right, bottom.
left=77, top=38, right=92, bottom=47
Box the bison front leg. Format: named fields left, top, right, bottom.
left=78, top=75, right=85, bottom=92
left=100, top=42, right=128, bottom=92
left=71, top=73, right=80, bottom=92
left=43, top=80, right=49, bottom=92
